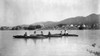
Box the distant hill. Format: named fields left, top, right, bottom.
left=0, top=13, right=100, bottom=30
left=58, top=13, right=100, bottom=25
left=31, top=21, right=57, bottom=27
left=32, top=13, right=100, bottom=27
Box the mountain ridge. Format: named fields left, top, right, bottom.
left=0, top=13, right=100, bottom=30
left=32, top=13, right=100, bottom=27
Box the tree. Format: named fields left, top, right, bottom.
left=35, top=25, right=42, bottom=29
left=28, top=25, right=36, bottom=30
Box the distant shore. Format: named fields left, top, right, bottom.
left=0, top=24, right=100, bottom=30
left=1, top=13, right=100, bottom=30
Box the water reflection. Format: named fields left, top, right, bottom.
left=13, top=36, right=66, bottom=44
left=13, top=35, right=78, bottom=45
left=31, top=39, right=44, bottom=44
left=0, top=30, right=100, bottom=56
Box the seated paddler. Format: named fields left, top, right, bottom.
left=48, top=31, right=51, bottom=36
left=33, top=31, right=37, bottom=36
left=60, top=31, right=62, bottom=35
left=64, top=30, right=68, bottom=35
left=41, top=31, right=43, bottom=35
left=24, top=32, right=27, bottom=36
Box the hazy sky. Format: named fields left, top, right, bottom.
left=0, top=0, right=99, bottom=26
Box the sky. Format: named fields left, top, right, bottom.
left=0, top=0, right=99, bottom=26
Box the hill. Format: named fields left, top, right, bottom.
left=33, top=13, right=100, bottom=27
left=31, top=21, right=57, bottom=27
left=58, top=13, right=100, bottom=25
left=0, top=13, right=100, bottom=30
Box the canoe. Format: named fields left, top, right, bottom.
left=13, top=33, right=78, bottom=39
left=43, top=34, right=62, bottom=37
left=46, top=34, right=78, bottom=37
left=62, top=34, right=78, bottom=36
left=13, top=35, right=47, bottom=39
left=13, top=35, right=27, bottom=38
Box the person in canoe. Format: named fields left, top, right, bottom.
left=34, top=31, right=37, bottom=36
left=48, top=31, right=51, bottom=36
left=30, top=31, right=37, bottom=36
left=64, top=30, right=68, bottom=35
left=60, top=31, right=62, bottom=35
left=41, top=31, right=43, bottom=35
left=24, top=32, right=27, bottom=36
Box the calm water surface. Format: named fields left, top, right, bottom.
left=0, top=30, right=100, bottom=56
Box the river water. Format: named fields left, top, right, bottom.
left=0, top=30, right=100, bottom=56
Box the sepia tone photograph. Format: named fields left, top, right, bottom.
left=0, top=0, right=100, bottom=56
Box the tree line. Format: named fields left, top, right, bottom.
left=0, top=23, right=100, bottom=30
left=0, top=25, right=42, bottom=30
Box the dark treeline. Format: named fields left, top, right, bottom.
left=0, top=25, right=42, bottom=30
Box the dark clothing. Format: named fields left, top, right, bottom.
left=41, top=31, right=43, bottom=35
left=24, top=32, right=27, bottom=36
left=48, top=32, right=51, bottom=35
left=34, top=31, right=36, bottom=34
left=60, top=31, right=62, bottom=35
